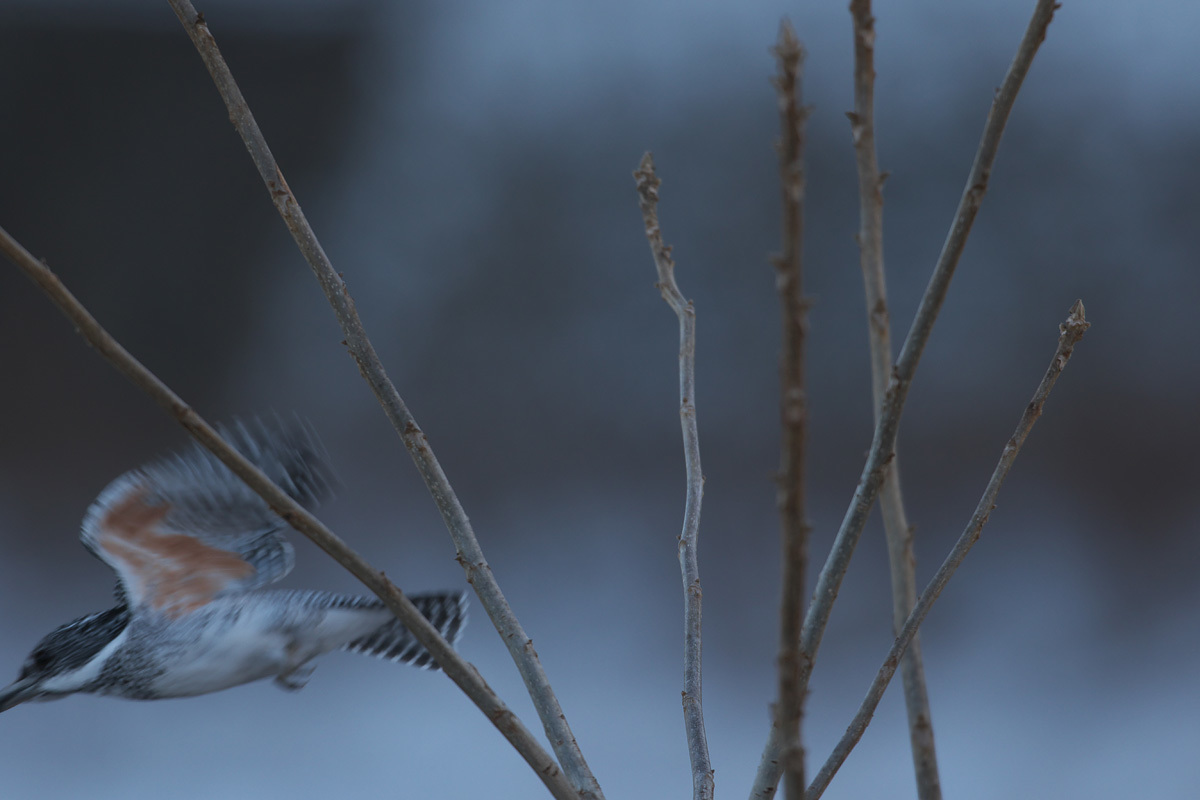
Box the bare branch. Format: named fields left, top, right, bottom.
left=806, top=301, right=1090, bottom=799
left=847, top=2, right=941, bottom=796
left=752, top=1, right=1059, bottom=795
left=165, top=3, right=601, bottom=796
left=0, top=224, right=577, bottom=800
left=752, top=20, right=813, bottom=800
left=799, top=0, right=1058, bottom=718
left=633, top=153, right=713, bottom=800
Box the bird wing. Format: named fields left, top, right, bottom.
left=80, top=418, right=338, bottom=619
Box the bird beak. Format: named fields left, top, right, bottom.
left=0, top=677, right=40, bottom=713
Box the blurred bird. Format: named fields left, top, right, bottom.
left=0, top=419, right=466, bottom=712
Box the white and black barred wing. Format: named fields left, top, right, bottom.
left=80, top=418, right=338, bottom=618
left=344, top=591, right=468, bottom=670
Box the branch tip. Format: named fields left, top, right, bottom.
left=1063, top=299, right=1088, bottom=333
left=634, top=152, right=658, bottom=187
left=774, top=19, right=803, bottom=61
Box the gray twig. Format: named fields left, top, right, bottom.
left=165, top=3, right=601, bottom=797
left=0, top=224, right=577, bottom=800
left=751, top=1, right=1059, bottom=795
left=847, top=2, right=941, bottom=797
left=634, top=153, right=713, bottom=800
left=754, top=20, right=813, bottom=800
left=806, top=301, right=1090, bottom=799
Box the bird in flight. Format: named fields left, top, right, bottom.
left=0, top=419, right=466, bottom=712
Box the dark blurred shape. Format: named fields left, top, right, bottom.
left=0, top=20, right=362, bottom=531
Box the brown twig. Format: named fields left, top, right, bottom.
left=0, top=224, right=577, bottom=800
left=754, top=20, right=813, bottom=800
left=752, top=1, right=1059, bottom=795
left=806, top=301, right=1089, bottom=799
left=165, top=3, right=601, bottom=797
left=633, top=153, right=713, bottom=800
left=847, top=2, right=941, bottom=797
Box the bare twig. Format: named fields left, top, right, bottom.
left=755, top=21, right=813, bottom=800
left=634, top=153, right=713, bottom=800
left=847, top=2, right=941, bottom=797
left=798, top=0, right=1059, bottom=710
left=806, top=301, right=1090, bottom=799
left=752, top=1, right=1059, bottom=795
left=0, top=224, right=577, bottom=800
left=165, top=3, right=601, bottom=797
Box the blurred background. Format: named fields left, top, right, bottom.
left=0, top=0, right=1196, bottom=797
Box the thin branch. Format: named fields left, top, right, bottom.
left=806, top=301, right=1090, bottom=799
left=164, top=3, right=601, bottom=797
left=752, top=1, right=1058, bottom=795
left=634, top=153, right=713, bottom=800
left=847, top=2, right=941, bottom=797
left=755, top=20, right=813, bottom=800
left=800, top=0, right=1059, bottom=715
left=0, top=224, right=577, bottom=800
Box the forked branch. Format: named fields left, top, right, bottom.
left=847, top=1, right=941, bottom=796
left=751, top=1, right=1059, bottom=795
left=634, top=153, right=714, bottom=800
left=165, top=2, right=600, bottom=797
left=0, top=225, right=577, bottom=800
left=806, top=301, right=1090, bottom=799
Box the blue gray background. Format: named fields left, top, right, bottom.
left=0, top=0, right=1197, bottom=797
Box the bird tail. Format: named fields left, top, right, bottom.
left=343, top=591, right=468, bottom=670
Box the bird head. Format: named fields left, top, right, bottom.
left=1, top=606, right=130, bottom=712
